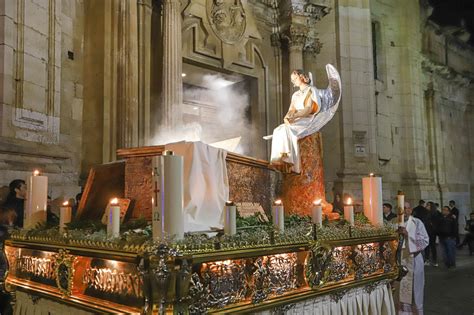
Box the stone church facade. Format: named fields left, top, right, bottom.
left=0, top=0, right=472, bottom=217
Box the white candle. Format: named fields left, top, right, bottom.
left=224, top=201, right=237, bottom=235
left=397, top=192, right=405, bottom=227
left=152, top=151, right=184, bottom=241
left=24, top=170, right=48, bottom=229
left=272, top=200, right=284, bottom=232
left=59, top=200, right=72, bottom=233
left=362, top=173, right=383, bottom=226
left=107, top=198, right=120, bottom=238
left=312, top=199, right=323, bottom=227
left=344, top=197, right=354, bottom=226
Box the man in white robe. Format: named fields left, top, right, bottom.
left=397, top=201, right=429, bottom=315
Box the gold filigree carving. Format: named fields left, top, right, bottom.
left=54, top=249, right=75, bottom=297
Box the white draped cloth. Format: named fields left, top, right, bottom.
left=165, top=141, right=229, bottom=232
left=256, top=281, right=396, bottom=315
left=398, top=216, right=429, bottom=315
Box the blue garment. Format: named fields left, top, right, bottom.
left=440, top=237, right=456, bottom=268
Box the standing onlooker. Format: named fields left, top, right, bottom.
left=423, top=201, right=442, bottom=266
left=458, top=212, right=474, bottom=255
left=413, top=199, right=427, bottom=222
left=449, top=200, right=460, bottom=245
left=383, top=203, right=397, bottom=223
left=438, top=206, right=457, bottom=268
left=332, top=193, right=344, bottom=215
left=397, top=201, right=429, bottom=314
left=1, top=179, right=27, bottom=228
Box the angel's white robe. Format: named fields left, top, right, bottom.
left=268, top=64, right=341, bottom=173
left=270, top=86, right=321, bottom=173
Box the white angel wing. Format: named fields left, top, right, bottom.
left=295, top=64, right=342, bottom=139
left=263, top=64, right=342, bottom=140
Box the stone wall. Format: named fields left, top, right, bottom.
left=0, top=0, right=84, bottom=199
left=0, top=0, right=472, bottom=223
left=316, top=0, right=473, bottom=225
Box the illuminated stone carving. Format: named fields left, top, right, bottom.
left=54, top=249, right=76, bottom=296
left=207, top=0, right=246, bottom=44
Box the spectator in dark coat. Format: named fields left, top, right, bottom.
left=423, top=202, right=442, bottom=266
left=438, top=206, right=458, bottom=268
left=383, top=203, right=397, bottom=222
left=413, top=200, right=427, bottom=222
left=1, top=179, right=27, bottom=228
left=449, top=200, right=460, bottom=245
left=332, top=193, right=344, bottom=215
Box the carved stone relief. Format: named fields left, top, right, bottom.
left=183, top=0, right=262, bottom=70
left=207, top=0, right=247, bottom=44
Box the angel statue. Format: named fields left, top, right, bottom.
left=264, top=64, right=341, bottom=173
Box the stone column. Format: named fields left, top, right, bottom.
left=161, top=0, right=183, bottom=129
left=271, top=27, right=283, bottom=124
left=117, top=0, right=139, bottom=149
left=137, top=0, right=152, bottom=145
left=287, top=24, right=307, bottom=73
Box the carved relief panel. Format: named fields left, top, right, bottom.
left=182, top=0, right=262, bottom=70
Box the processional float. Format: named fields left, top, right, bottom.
left=1, top=65, right=405, bottom=314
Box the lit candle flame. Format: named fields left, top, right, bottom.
left=369, top=173, right=374, bottom=177
left=346, top=197, right=352, bottom=205
left=62, top=201, right=69, bottom=206
left=109, top=259, right=119, bottom=268
left=313, top=199, right=322, bottom=206
left=225, top=200, right=234, bottom=206
left=33, top=170, right=40, bottom=176
left=274, top=199, right=282, bottom=206
left=110, top=198, right=119, bottom=205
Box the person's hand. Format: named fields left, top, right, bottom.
left=285, top=116, right=295, bottom=124
left=398, top=226, right=408, bottom=236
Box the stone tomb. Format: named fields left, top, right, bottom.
left=78, top=134, right=328, bottom=223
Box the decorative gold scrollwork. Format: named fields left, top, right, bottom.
left=53, top=249, right=75, bottom=297
left=305, top=242, right=333, bottom=288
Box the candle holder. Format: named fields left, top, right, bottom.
left=25, top=169, right=48, bottom=229
left=60, top=200, right=72, bottom=234
left=397, top=190, right=405, bottom=227
left=108, top=198, right=120, bottom=238
left=362, top=174, right=383, bottom=226
left=312, top=199, right=323, bottom=227
left=224, top=201, right=237, bottom=236
left=272, top=199, right=284, bottom=233
left=344, top=197, right=354, bottom=226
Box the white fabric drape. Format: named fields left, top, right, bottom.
left=257, top=282, right=396, bottom=315
left=165, top=141, right=229, bottom=232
